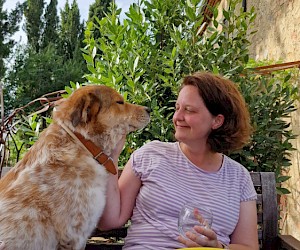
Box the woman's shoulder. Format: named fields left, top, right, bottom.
left=130, top=141, right=178, bottom=177
left=137, top=140, right=177, bottom=153
left=222, top=156, right=256, bottom=198
left=222, top=155, right=251, bottom=177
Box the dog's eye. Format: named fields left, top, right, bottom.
left=116, top=101, right=124, bottom=104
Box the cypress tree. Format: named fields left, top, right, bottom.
left=88, top=0, right=112, bottom=39
left=24, top=0, right=45, bottom=53
left=59, top=0, right=84, bottom=60
left=41, top=0, right=59, bottom=50
left=0, top=0, right=23, bottom=78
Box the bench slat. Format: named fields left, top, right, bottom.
left=260, top=172, right=278, bottom=249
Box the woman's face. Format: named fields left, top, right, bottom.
left=173, top=85, right=222, bottom=145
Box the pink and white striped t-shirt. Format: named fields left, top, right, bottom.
left=123, top=141, right=257, bottom=250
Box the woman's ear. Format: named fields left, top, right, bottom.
left=212, top=114, right=224, bottom=130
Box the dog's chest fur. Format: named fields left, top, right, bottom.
left=0, top=124, right=109, bottom=249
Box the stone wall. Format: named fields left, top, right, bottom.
left=245, top=0, right=300, bottom=241
left=247, top=0, right=300, bottom=62
left=218, top=0, right=300, bottom=241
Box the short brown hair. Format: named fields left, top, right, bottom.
left=181, top=71, right=252, bottom=153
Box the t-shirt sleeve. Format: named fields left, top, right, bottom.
left=129, top=151, right=144, bottom=179
left=129, top=141, right=157, bottom=181
left=240, top=169, right=257, bottom=202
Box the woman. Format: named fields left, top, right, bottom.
left=99, top=72, right=259, bottom=249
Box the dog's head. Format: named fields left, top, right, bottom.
left=53, top=85, right=150, bottom=153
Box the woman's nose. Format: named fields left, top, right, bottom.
left=173, top=109, right=183, bottom=120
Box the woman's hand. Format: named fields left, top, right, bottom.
left=178, top=226, right=222, bottom=248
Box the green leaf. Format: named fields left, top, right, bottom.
left=87, top=65, right=96, bottom=74
left=171, top=47, right=177, bottom=59
left=223, top=10, right=230, bottom=21
left=212, top=66, right=219, bottom=74
left=277, top=175, right=291, bottom=183
left=92, top=46, right=97, bottom=59
left=284, top=74, right=291, bottom=82
left=82, top=54, right=94, bottom=64
left=133, top=56, right=140, bottom=72
left=276, top=187, right=291, bottom=195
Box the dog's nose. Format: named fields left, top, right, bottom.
left=145, top=107, right=151, bottom=114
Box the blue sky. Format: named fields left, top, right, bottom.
left=4, top=0, right=137, bottom=43
left=4, top=0, right=136, bottom=19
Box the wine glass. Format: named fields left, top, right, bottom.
left=178, top=202, right=213, bottom=239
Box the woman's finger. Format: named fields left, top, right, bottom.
left=178, top=234, right=201, bottom=247
left=186, top=231, right=209, bottom=246
left=193, top=226, right=220, bottom=247
left=194, top=226, right=218, bottom=240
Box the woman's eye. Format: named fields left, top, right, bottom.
left=116, top=101, right=124, bottom=104
left=185, top=108, right=194, bottom=113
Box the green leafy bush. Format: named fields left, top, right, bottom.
left=82, top=0, right=298, bottom=191
left=232, top=68, right=299, bottom=194
left=4, top=0, right=297, bottom=195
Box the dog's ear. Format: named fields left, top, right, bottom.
left=70, top=93, right=102, bottom=127
left=70, top=97, right=85, bottom=127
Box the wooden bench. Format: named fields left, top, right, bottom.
left=85, top=172, right=300, bottom=250
left=252, top=172, right=300, bottom=250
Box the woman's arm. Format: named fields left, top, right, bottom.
left=228, top=200, right=259, bottom=250
left=98, top=159, right=141, bottom=230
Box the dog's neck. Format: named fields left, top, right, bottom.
left=59, top=122, right=117, bottom=175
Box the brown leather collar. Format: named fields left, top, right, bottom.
left=58, top=122, right=117, bottom=175
left=73, top=132, right=117, bottom=175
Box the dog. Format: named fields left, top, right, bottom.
left=0, top=85, right=150, bottom=250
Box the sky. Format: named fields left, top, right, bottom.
left=3, top=0, right=136, bottom=43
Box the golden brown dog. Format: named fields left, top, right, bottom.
left=0, top=85, right=150, bottom=250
